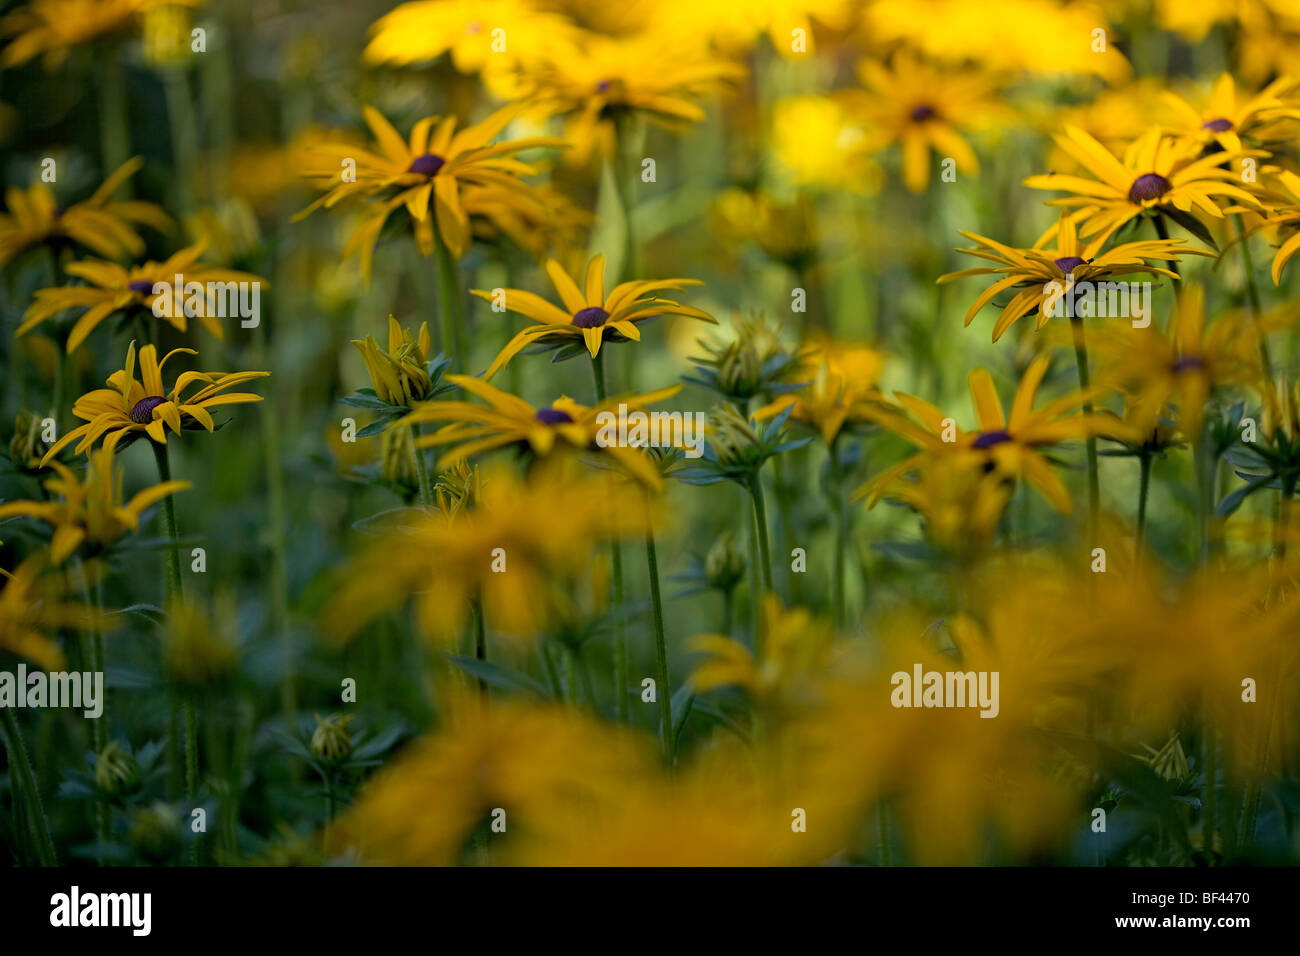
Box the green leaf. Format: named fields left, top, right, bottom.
left=446, top=655, right=549, bottom=698
left=1216, top=474, right=1274, bottom=517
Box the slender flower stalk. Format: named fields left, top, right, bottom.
left=590, top=349, right=630, bottom=722
left=644, top=505, right=673, bottom=761
left=1069, top=315, right=1100, bottom=523
left=432, top=217, right=466, bottom=360
left=1, top=705, right=57, bottom=865
left=1136, top=450, right=1152, bottom=555
left=827, top=437, right=848, bottom=627
left=1231, top=215, right=1274, bottom=380
left=151, top=440, right=198, bottom=863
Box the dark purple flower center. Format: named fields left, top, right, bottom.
left=1054, top=256, right=1088, bottom=274
left=128, top=279, right=155, bottom=294
left=596, top=79, right=612, bottom=93
left=572, top=306, right=609, bottom=329
left=407, top=153, right=446, bottom=176
left=972, top=430, right=1013, bottom=449
left=1172, top=356, right=1206, bottom=373
left=1201, top=117, right=1234, bottom=132
left=130, top=396, right=166, bottom=424
left=1128, top=172, right=1173, bottom=204
left=534, top=406, right=574, bottom=425
left=909, top=104, right=936, bottom=123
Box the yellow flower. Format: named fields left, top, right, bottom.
left=296, top=105, right=563, bottom=273
left=0, top=557, right=99, bottom=671
left=519, top=29, right=742, bottom=164
left=351, top=316, right=437, bottom=406
left=321, top=465, right=651, bottom=646
left=0, top=157, right=171, bottom=268
left=41, top=341, right=269, bottom=462
left=362, top=0, right=575, bottom=77
left=689, top=596, right=834, bottom=712
left=476, top=253, right=714, bottom=377
left=939, top=212, right=1210, bottom=341
left=711, top=187, right=819, bottom=267
left=859, top=355, right=1109, bottom=514
left=1161, top=72, right=1300, bottom=153
left=771, top=95, right=880, bottom=193
left=330, top=701, right=653, bottom=865
left=1023, top=125, right=1262, bottom=248
left=1231, top=167, right=1300, bottom=283
left=402, top=374, right=681, bottom=489
left=656, top=0, right=857, bottom=58
left=882, top=455, right=1015, bottom=553
left=752, top=341, right=887, bottom=444
left=0, top=443, right=189, bottom=562
left=0, top=0, right=201, bottom=69
left=1090, top=283, right=1262, bottom=439
left=162, top=594, right=239, bottom=689
left=17, top=241, right=266, bottom=352
left=847, top=53, right=1006, bottom=193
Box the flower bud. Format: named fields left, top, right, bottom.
left=94, top=741, right=141, bottom=797
left=705, top=531, right=746, bottom=591
left=310, top=713, right=354, bottom=765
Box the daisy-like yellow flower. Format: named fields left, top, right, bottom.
left=475, top=253, right=714, bottom=377
left=321, top=465, right=651, bottom=646
left=770, top=95, right=881, bottom=194
left=401, top=374, right=682, bottom=489
left=1090, top=283, right=1262, bottom=440
left=351, top=317, right=438, bottom=407
left=0, top=0, right=200, bottom=69
left=1024, top=125, right=1262, bottom=248
left=519, top=30, right=742, bottom=164
left=1162, top=72, right=1300, bottom=153
left=859, top=355, right=1112, bottom=514
left=0, top=443, right=189, bottom=563
left=362, top=0, right=576, bottom=77
left=846, top=52, right=1006, bottom=193
left=1230, top=167, right=1300, bottom=284
left=296, top=105, right=563, bottom=274
left=17, top=241, right=266, bottom=352
left=939, top=212, right=1211, bottom=341
left=0, top=557, right=100, bottom=671
left=0, top=157, right=171, bottom=268
left=41, top=341, right=269, bottom=463
left=752, top=342, right=887, bottom=444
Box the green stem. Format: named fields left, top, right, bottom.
left=827, top=438, right=847, bottom=627
left=432, top=219, right=466, bottom=361
left=643, top=513, right=673, bottom=761
left=151, top=440, right=198, bottom=863
left=1136, top=450, right=1152, bottom=556
left=98, top=47, right=130, bottom=191
left=78, top=560, right=109, bottom=861
left=593, top=352, right=629, bottom=721
left=1, top=706, right=57, bottom=865
left=748, top=472, right=775, bottom=600
left=1153, top=215, right=1179, bottom=281
left=613, top=113, right=639, bottom=282
left=1069, top=315, right=1100, bottom=523
left=411, top=424, right=434, bottom=508
left=1233, top=214, right=1273, bottom=380
left=472, top=597, right=487, bottom=698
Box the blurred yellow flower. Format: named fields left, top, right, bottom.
left=0, top=0, right=201, bottom=69
left=771, top=95, right=880, bottom=193
left=752, top=341, right=887, bottom=444
left=0, top=443, right=189, bottom=563
left=0, top=157, right=171, bottom=268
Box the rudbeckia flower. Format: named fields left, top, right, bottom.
left=752, top=342, right=888, bottom=444
left=1161, top=72, right=1300, bottom=153
left=518, top=30, right=742, bottom=164
left=0, top=557, right=101, bottom=671
left=475, top=254, right=714, bottom=377
left=321, top=465, right=651, bottom=646
left=1090, top=284, right=1263, bottom=439
left=0, top=0, right=200, bottom=69
left=939, top=212, right=1210, bottom=341
left=859, top=355, right=1112, bottom=514
left=17, top=241, right=266, bottom=352
left=41, top=341, right=269, bottom=462
left=846, top=52, right=1006, bottom=193
left=1024, top=125, right=1262, bottom=248
left=401, top=374, right=682, bottom=489
left=0, top=156, right=171, bottom=268
left=296, top=105, right=563, bottom=272
left=0, top=443, right=189, bottom=563
left=1229, top=168, right=1300, bottom=283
